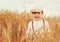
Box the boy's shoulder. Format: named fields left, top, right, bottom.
left=43, top=20, right=49, bottom=25
left=28, top=21, right=32, bottom=25
left=44, top=20, right=49, bottom=23
left=28, top=20, right=49, bottom=24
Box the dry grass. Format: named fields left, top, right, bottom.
left=0, top=10, right=60, bottom=42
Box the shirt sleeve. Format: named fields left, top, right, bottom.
left=44, top=20, right=52, bottom=37
left=26, top=21, right=32, bottom=34
left=44, top=20, right=51, bottom=33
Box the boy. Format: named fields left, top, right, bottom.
left=26, top=6, right=51, bottom=37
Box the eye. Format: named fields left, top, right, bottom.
left=32, top=12, right=36, bottom=14
left=37, top=12, right=40, bottom=14
left=32, top=12, right=40, bottom=14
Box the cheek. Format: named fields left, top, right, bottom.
left=39, top=14, right=42, bottom=17
left=39, top=14, right=43, bottom=17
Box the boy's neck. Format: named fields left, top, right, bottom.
left=34, top=18, right=42, bottom=21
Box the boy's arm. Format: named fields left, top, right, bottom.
left=26, top=22, right=32, bottom=35
left=45, top=21, right=52, bottom=37
left=45, top=20, right=51, bottom=32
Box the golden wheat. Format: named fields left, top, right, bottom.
left=0, top=10, right=60, bottom=42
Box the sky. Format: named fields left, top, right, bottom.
left=0, top=0, right=60, bottom=17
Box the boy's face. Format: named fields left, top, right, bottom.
left=31, top=11, right=43, bottom=20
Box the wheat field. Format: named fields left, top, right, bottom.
left=0, top=10, right=60, bottom=42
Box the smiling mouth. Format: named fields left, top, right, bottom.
left=35, top=16, right=40, bottom=18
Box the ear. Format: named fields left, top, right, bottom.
left=41, top=10, right=43, bottom=14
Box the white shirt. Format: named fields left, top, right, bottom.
left=26, top=20, right=51, bottom=35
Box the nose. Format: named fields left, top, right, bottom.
left=35, top=13, right=39, bottom=16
